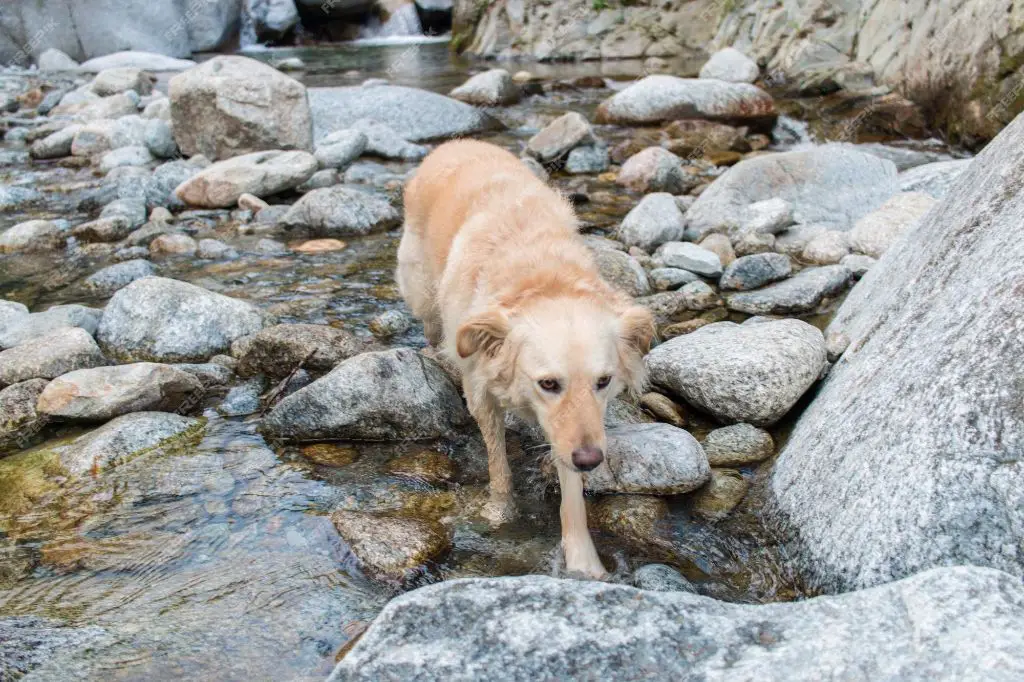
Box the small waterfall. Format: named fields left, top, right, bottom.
left=359, top=3, right=423, bottom=40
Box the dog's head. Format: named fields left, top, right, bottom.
left=457, top=296, right=654, bottom=472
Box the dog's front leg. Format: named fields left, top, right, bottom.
left=466, top=385, right=516, bottom=526
left=557, top=465, right=607, bottom=579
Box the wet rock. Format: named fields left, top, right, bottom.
left=234, top=323, right=363, bottom=378
left=330, top=510, right=451, bottom=582
left=691, top=468, right=748, bottom=520
left=801, top=230, right=850, bottom=265
left=595, top=75, right=776, bottom=129
left=73, top=217, right=134, bottom=243
left=565, top=144, right=609, bottom=174
left=849, top=192, right=936, bottom=258
left=217, top=377, right=265, bottom=417
left=617, top=147, right=693, bottom=194
left=773, top=116, right=1024, bottom=592
left=663, top=119, right=749, bottom=157
left=99, top=145, right=155, bottom=173
left=582, top=423, right=709, bottom=494
left=697, top=233, right=735, bottom=267
left=637, top=282, right=723, bottom=325
left=97, top=277, right=266, bottom=363
left=646, top=319, right=827, bottom=425
left=308, top=84, right=496, bottom=143
left=330, top=567, right=1024, bottom=681
left=632, top=564, right=697, bottom=593
left=0, top=305, right=102, bottom=351
left=196, top=238, right=239, bottom=260
left=170, top=56, right=313, bottom=160
left=590, top=494, right=669, bottom=550
left=649, top=267, right=699, bottom=291
left=592, top=249, right=651, bottom=298
left=262, top=348, right=470, bottom=442
left=172, top=362, right=233, bottom=388
left=0, top=617, right=109, bottom=680
left=0, top=329, right=106, bottom=387
left=81, top=258, right=154, bottom=294
left=314, top=129, right=367, bottom=169
left=703, top=423, right=774, bottom=467
left=450, top=69, right=520, bottom=106
left=149, top=233, right=198, bottom=258
left=840, top=253, right=876, bottom=277
left=699, top=47, right=759, bottom=83
left=37, top=363, right=203, bottom=421
left=29, top=125, right=81, bottom=159
left=639, top=392, right=687, bottom=428
left=653, top=242, right=722, bottom=277
left=279, top=186, right=400, bottom=237
left=384, top=450, right=457, bottom=484
left=738, top=197, right=795, bottom=235
left=300, top=442, right=359, bottom=467
left=348, top=119, right=428, bottom=160
left=898, top=159, right=971, bottom=199
left=368, top=310, right=412, bottom=338
left=63, top=412, right=204, bottom=476
left=0, top=379, right=49, bottom=453
left=726, top=265, right=853, bottom=316
left=686, top=146, right=899, bottom=240
left=91, top=67, right=155, bottom=97
left=525, top=111, right=594, bottom=163
left=719, top=253, right=791, bottom=291
left=174, top=150, right=319, bottom=208
left=0, top=220, right=65, bottom=253
left=616, top=193, right=686, bottom=252
left=293, top=238, right=346, bottom=254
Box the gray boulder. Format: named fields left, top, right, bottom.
left=82, top=259, right=155, bottom=295
left=0, top=328, right=106, bottom=387
left=280, top=186, right=400, bottom=237
left=0, top=305, right=102, bottom=350
left=57, top=412, right=204, bottom=477
left=525, top=112, right=594, bottom=163
left=699, top=47, right=760, bottom=83
left=653, top=242, right=723, bottom=277
left=591, top=249, right=651, bottom=298
left=595, top=75, right=776, bottom=129
left=330, top=567, right=1024, bottom=682
left=233, top=323, right=364, bottom=378
left=348, top=119, right=428, bottom=160
left=719, top=253, right=792, bottom=291
left=898, top=159, right=972, bottom=199
left=96, top=277, right=266, bottom=363
left=36, top=363, right=203, bottom=421
left=0, top=379, right=49, bottom=452
left=245, top=0, right=300, bottom=41
left=170, top=56, right=313, bottom=160
left=308, top=84, right=497, bottom=143
left=564, top=144, right=609, bottom=174
left=37, top=48, right=80, bottom=71
left=766, top=112, right=1024, bottom=592
left=583, top=423, right=710, bottom=494
left=0, top=617, right=109, bottom=681
left=646, top=320, right=827, bottom=425
left=0, top=220, right=65, bottom=254
left=849, top=192, right=936, bottom=258
left=262, top=348, right=471, bottom=441
left=78, top=52, right=198, bottom=72
left=616, top=147, right=693, bottom=194
left=449, top=69, right=520, bottom=106
left=686, top=145, right=899, bottom=239
left=174, top=150, right=318, bottom=208
left=616, top=193, right=685, bottom=252
left=726, top=265, right=853, bottom=316
left=702, top=423, right=774, bottom=467
left=314, top=130, right=367, bottom=169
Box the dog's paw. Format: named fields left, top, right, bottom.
left=563, top=548, right=610, bottom=581
left=480, top=493, right=518, bottom=527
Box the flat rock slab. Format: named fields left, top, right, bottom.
left=646, top=319, right=827, bottom=425
left=0, top=328, right=107, bottom=387
left=308, top=84, right=499, bottom=143
left=726, top=265, right=853, bottom=315
left=0, top=305, right=102, bottom=351
left=174, top=150, right=318, bottom=208
left=261, top=348, right=471, bottom=441
left=330, top=567, right=1024, bottom=682
left=233, top=323, right=364, bottom=378
left=331, top=510, right=451, bottom=583
left=280, top=186, right=400, bottom=237
left=584, top=423, right=710, bottom=494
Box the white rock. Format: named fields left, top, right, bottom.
left=699, top=47, right=760, bottom=83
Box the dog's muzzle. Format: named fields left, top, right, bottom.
left=571, top=446, right=604, bottom=472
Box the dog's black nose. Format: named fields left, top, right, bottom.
left=572, top=446, right=604, bottom=471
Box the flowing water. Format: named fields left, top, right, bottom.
left=0, top=41, right=959, bottom=679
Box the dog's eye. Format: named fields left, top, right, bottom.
left=596, top=375, right=612, bottom=390
left=538, top=378, right=561, bottom=393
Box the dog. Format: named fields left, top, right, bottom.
left=398, top=140, right=654, bottom=578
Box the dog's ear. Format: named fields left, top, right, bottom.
left=456, top=308, right=510, bottom=358
left=619, top=305, right=655, bottom=355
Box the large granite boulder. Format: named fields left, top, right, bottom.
left=329, top=567, right=1024, bottom=682
left=170, top=56, right=313, bottom=160
left=767, top=112, right=1024, bottom=592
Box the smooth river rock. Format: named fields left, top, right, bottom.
left=174, top=150, right=319, bottom=208
left=329, top=567, right=1024, bottom=682
left=646, top=319, right=827, bottom=425
left=0, top=305, right=102, bottom=351
left=725, top=265, right=853, bottom=316
left=0, top=329, right=107, bottom=387
left=583, top=423, right=710, bottom=494
left=233, top=323, right=364, bottom=378
left=279, top=186, right=400, bottom=237
left=616, top=193, right=685, bottom=252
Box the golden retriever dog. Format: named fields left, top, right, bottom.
left=398, top=140, right=654, bottom=578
